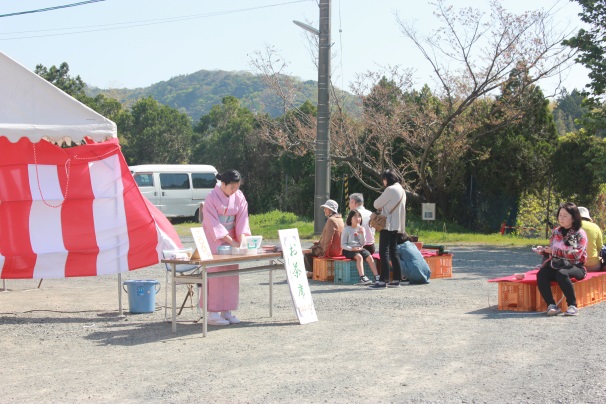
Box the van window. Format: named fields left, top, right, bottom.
left=192, top=173, right=216, bottom=189
left=160, top=173, right=190, bottom=190
left=134, top=173, right=154, bottom=187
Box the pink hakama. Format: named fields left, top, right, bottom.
left=201, top=184, right=250, bottom=312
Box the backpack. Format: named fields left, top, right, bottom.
left=397, top=241, right=431, bottom=284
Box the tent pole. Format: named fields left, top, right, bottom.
left=118, top=273, right=123, bottom=316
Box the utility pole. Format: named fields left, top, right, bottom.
left=315, top=0, right=331, bottom=234
left=293, top=0, right=331, bottom=234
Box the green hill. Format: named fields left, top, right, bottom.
left=87, top=70, right=357, bottom=121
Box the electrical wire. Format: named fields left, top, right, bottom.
left=0, top=0, right=312, bottom=40
left=0, top=0, right=105, bottom=18
left=338, top=0, right=344, bottom=92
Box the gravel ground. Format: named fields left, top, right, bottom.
left=1, top=242, right=605, bottom=403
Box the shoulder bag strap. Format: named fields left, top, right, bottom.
left=388, top=190, right=405, bottom=215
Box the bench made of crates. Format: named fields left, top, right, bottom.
left=313, top=254, right=381, bottom=283
left=489, top=270, right=606, bottom=312
left=313, top=251, right=453, bottom=283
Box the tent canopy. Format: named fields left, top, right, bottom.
left=0, top=51, right=117, bottom=144
left=0, top=52, right=181, bottom=280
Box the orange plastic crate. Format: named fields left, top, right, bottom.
left=576, top=276, right=602, bottom=307
left=535, top=284, right=566, bottom=312
left=498, top=282, right=537, bottom=311
left=312, top=258, right=335, bottom=281
left=535, top=276, right=605, bottom=312
left=597, top=273, right=606, bottom=302
left=425, top=254, right=453, bottom=279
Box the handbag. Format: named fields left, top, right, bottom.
left=369, top=212, right=387, bottom=232
left=369, top=191, right=405, bottom=232
left=550, top=257, right=573, bottom=270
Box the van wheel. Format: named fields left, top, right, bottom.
left=195, top=208, right=202, bottom=223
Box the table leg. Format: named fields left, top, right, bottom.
left=202, top=266, right=208, bottom=337
left=269, top=260, right=273, bottom=318
left=171, top=263, right=177, bottom=333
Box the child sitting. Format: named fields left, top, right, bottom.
left=341, top=209, right=379, bottom=285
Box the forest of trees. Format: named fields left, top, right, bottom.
left=34, top=0, right=606, bottom=235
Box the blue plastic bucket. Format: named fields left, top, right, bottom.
left=123, top=280, right=160, bottom=314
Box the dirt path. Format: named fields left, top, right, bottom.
left=1, top=245, right=605, bottom=403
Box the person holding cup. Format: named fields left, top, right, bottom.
left=534, top=202, right=587, bottom=316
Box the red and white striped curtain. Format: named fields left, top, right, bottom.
left=0, top=137, right=181, bottom=279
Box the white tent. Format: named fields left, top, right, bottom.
left=0, top=51, right=181, bottom=282
left=0, top=51, right=116, bottom=143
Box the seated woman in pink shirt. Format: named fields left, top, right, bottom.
left=535, top=202, right=587, bottom=317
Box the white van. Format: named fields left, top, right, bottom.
left=129, top=164, right=218, bottom=219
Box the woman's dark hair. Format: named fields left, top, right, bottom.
left=557, top=202, right=582, bottom=231
left=216, top=169, right=242, bottom=185
left=397, top=231, right=411, bottom=245
left=381, top=169, right=402, bottom=187
left=346, top=209, right=362, bottom=226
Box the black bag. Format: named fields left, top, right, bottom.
left=550, top=257, right=572, bottom=270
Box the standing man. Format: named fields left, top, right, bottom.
left=349, top=193, right=376, bottom=254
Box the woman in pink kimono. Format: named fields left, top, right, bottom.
left=202, top=169, right=251, bottom=326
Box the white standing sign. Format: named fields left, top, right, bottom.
left=278, top=228, right=318, bottom=324
left=190, top=227, right=214, bottom=260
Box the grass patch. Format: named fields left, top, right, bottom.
left=416, top=230, right=548, bottom=247
left=248, top=210, right=315, bottom=239
left=171, top=210, right=314, bottom=239
left=172, top=210, right=548, bottom=246
left=406, top=217, right=548, bottom=246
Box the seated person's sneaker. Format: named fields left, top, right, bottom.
left=387, top=281, right=400, bottom=288
left=564, top=305, right=578, bottom=316
left=358, top=276, right=372, bottom=285
left=368, top=281, right=386, bottom=289
left=547, top=304, right=561, bottom=316
left=207, top=311, right=230, bottom=325
left=221, top=311, right=241, bottom=324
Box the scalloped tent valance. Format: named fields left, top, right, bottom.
left=0, top=51, right=116, bottom=143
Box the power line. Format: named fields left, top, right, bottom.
left=0, top=0, right=311, bottom=40
left=0, top=0, right=105, bottom=18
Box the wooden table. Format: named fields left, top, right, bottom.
left=162, top=251, right=284, bottom=337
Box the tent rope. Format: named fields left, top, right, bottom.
left=33, top=143, right=70, bottom=208
left=32, top=143, right=120, bottom=208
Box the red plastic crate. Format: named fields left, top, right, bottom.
left=498, top=282, right=537, bottom=311
left=312, top=258, right=335, bottom=281
left=425, top=254, right=453, bottom=279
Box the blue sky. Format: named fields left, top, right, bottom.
left=0, top=0, right=588, bottom=95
